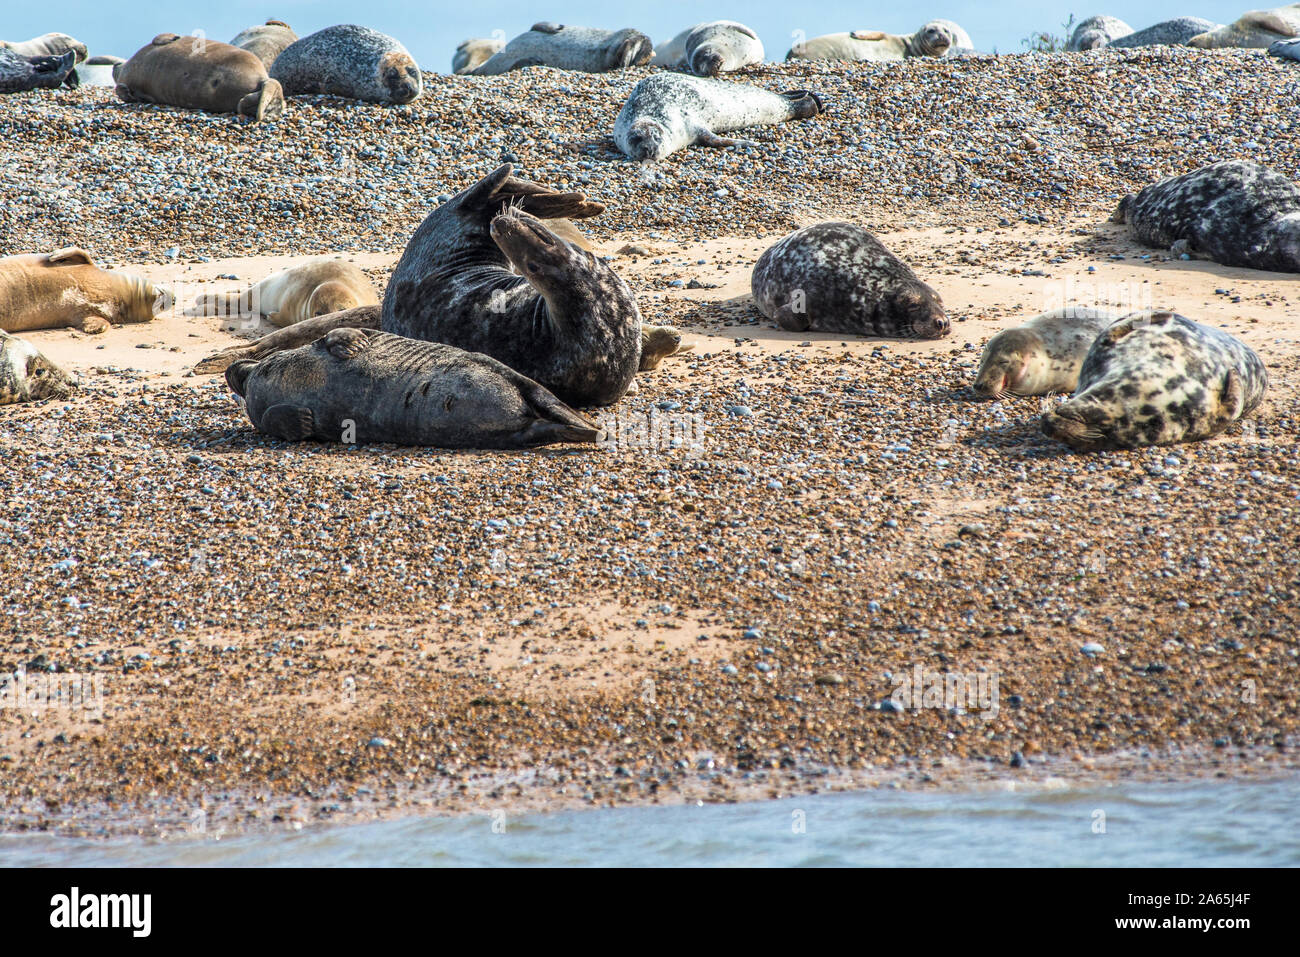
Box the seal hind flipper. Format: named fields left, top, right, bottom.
left=323, top=327, right=376, bottom=359
left=46, top=247, right=96, bottom=267
left=238, top=78, right=284, bottom=123
left=463, top=164, right=606, bottom=221
left=780, top=89, right=825, bottom=118
left=259, top=404, right=316, bottom=441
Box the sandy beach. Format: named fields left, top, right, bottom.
left=1, top=47, right=1298, bottom=837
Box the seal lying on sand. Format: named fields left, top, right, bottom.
left=1, top=33, right=88, bottom=62
left=1041, top=311, right=1267, bottom=450
left=1189, top=5, right=1300, bottom=47
left=786, top=21, right=956, bottom=61
left=1109, top=17, right=1220, bottom=47
left=0, top=248, right=171, bottom=334
left=227, top=328, right=601, bottom=448
left=1111, top=160, right=1300, bottom=272
left=385, top=166, right=640, bottom=407
left=972, top=309, right=1117, bottom=398
left=75, top=55, right=124, bottom=87
left=116, top=34, right=284, bottom=122
left=751, top=222, right=949, bottom=339
left=1067, top=15, right=1134, bottom=50
left=187, top=258, right=379, bottom=327
left=271, top=25, right=421, bottom=103
left=453, top=37, right=505, bottom=74
left=0, top=48, right=78, bottom=93
left=470, top=23, right=652, bottom=74
left=656, top=21, right=764, bottom=75
left=0, top=330, right=76, bottom=405
left=614, top=73, right=824, bottom=161
left=230, top=20, right=298, bottom=70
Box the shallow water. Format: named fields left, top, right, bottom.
left=4, top=775, right=1298, bottom=866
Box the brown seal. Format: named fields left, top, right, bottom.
left=0, top=248, right=171, bottom=334
left=115, top=33, right=284, bottom=122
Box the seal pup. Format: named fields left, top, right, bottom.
left=1067, top=16, right=1134, bottom=50
left=0, top=330, right=76, bottom=406
left=656, top=22, right=764, bottom=75
left=1111, top=160, right=1300, bottom=273
left=0, top=248, right=171, bottom=334
left=227, top=328, right=601, bottom=449
left=972, top=309, right=1117, bottom=399
left=786, top=21, right=955, bottom=61
left=1109, top=17, right=1220, bottom=47
left=614, top=73, right=824, bottom=161
left=187, top=258, right=379, bottom=327
left=271, top=25, right=421, bottom=104
left=470, top=23, right=652, bottom=75
left=0, top=48, right=77, bottom=93
left=453, top=37, right=505, bottom=74
left=230, top=20, right=298, bottom=70
left=750, top=222, right=949, bottom=339
left=384, top=165, right=640, bottom=407
left=75, top=55, right=124, bottom=87
left=1041, top=311, right=1267, bottom=450
left=115, top=34, right=284, bottom=122
left=1189, top=5, right=1300, bottom=47
left=0, top=33, right=88, bottom=62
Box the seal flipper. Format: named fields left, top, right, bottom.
left=47, top=247, right=96, bottom=267
left=259, top=404, right=316, bottom=441
left=194, top=306, right=381, bottom=374
left=238, top=78, right=284, bottom=124
left=1212, top=369, right=1246, bottom=432
left=462, top=164, right=605, bottom=220
left=530, top=22, right=563, bottom=34
left=1102, top=310, right=1173, bottom=344
left=75, top=315, right=111, bottom=334
left=1109, top=194, right=1133, bottom=224
left=773, top=302, right=810, bottom=332
left=850, top=30, right=888, bottom=41
left=323, top=327, right=377, bottom=359
left=780, top=89, right=826, bottom=118
left=694, top=128, right=758, bottom=150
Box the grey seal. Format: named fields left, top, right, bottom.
left=271, top=25, right=421, bottom=104
left=0, top=330, right=75, bottom=405
left=786, top=21, right=958, bottom=61
left=657, top=21, right=764, bottom=75
left=1108, top=17, right=1220, bottom=47
left=1271, top=35, right=1300, bottom=57
left=1111, top=160, right=1300, bottom=272
left=750, top=222, right=949, bottom=339
left=0, top=48, right=77, bottom=93
left=230, top=20, right=298, bottom=70
left=0, top=33, right=87, bottom=62
left=115, top=33, right=284, bottom=122
left=972, top=308, right=1117, bottom=399
left=470, top=23, right=652, bottom=75
left=453, top=37, right=505, bottom=74
left=614, top=73, right=824, bottom=161
left=1041, top=311, right=1268, bottom=450
left=1189, top=5, right=1300, bottom=47
left=226, top=328, right=601, bottom=448
left=1067, top=15, right=1134, bottom=50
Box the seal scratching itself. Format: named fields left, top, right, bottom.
left=657, top=21, right=764, bottom=75
left=750, top=222, right=949, bottom=339
left=271, top=25, right=421, bottom=104
left=230, top=20, right=298, bottom=70
left=1041, top=311, right=1267, bottom=450
left=227, top=328, right=601, bottom=448
left=972, top=309, right=1116, bottom=399
left=0, top=48, right=78, bottom=93
left=470, top=23, right=652, bottom=74
left=1111, top=160, right=1300, bottom=273
left=0, top=248, right=171, bottom=334
left=187, top=258, right=379, bottom=327
left=0, top=330, right=76, bottom=405
left=115, top=33, right=284, bottom=122
left=614, top=73, right=824, bottom=161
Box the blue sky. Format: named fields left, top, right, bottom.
left=5, top=2, right=1245, bottom=72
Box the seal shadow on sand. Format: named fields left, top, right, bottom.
left=165, top=425, right=597, bottom=457
left=1074, top=224, right=1299, bottom=282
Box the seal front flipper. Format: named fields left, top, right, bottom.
left=1212, top=370, right=1246, bottom=432
left=1109, top=194, right=1133, bottom=224
left=1102, top=310, right=1173, bottom=344
left=322, top=327, right=377, bottom=359
left=530, top=23, right=563, bottom=35
left=75, top=315, right=111, bottom=334
left=259, top=404, right=316, bottom=440
left=850, top=30, right=888, bottom=41
left=46, top=247, right=96, bottom=267
left=694, top=128, right=757, bottom=150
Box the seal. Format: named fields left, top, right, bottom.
left=972, top=308, right=1117, bottom=399
left=1041, top=311, right=1268, bottom=450
left=640, top=325, right=690, bottom=370
left=0, top=330, right=76, bottom=406
left=470, top=22, right=652, bottom=75
left=75, top=55, right=124, bottom=88
left=614, top=73, right=824, bottom=161
left=0, top=247, right=171, bottom=334
left=1110, top=160, right=1300, bottom=272
left=115, top=33, right=284, bottom=122
left=0, top=33, right=88, bottom=62
left=0, top=48, right=77, bottom=93
left=226, top=328, right=602, bottom=448
left=453, top=36, right=505, bottom=74
left=384, top=166, right=641, bottom=407
left=1189, top=5, right=1300, bottom=47
left=1271, top=35, right=1300, bottom=57
left=230, top=20, right=298, bottom=70
left=1067, top=16, right=1134, bottom=50
left=750, top=222, right=949, bottom=339
left=271, top=24, right=421, bottom=104
left=1108, top=17, right=1220, bottom=47
left=187, top=258, right=379, bottom=327
left=786, top=21, right=957, bottom=61
left=656, top=21, right=764, bottom=75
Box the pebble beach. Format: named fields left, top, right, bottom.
left=2, top=47, right=1299, bottom=838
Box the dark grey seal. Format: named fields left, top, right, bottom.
left=470, top=22, right=652, bottom=75
left=1111, top=160, right=1300, bottom=272
left=1109, top=17, right=1220, bottom=47
left=750, top=222, right=949, bottom=339
left=383, top=164, right=641, bottom=407
left=0, top=48, right=77, bottom=93
left=271, top=24, right=421, bottom=104
left=226, top=328, right=601, bottom=448
left=1041, top=311, right=1268, bottom=450
left=0, top=329, right=75, bottom=405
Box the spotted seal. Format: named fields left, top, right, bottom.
left=1111, top=160, right=1300, bottom=272
left=1108, top=17, right=1220, bottom=47
left=470, top=22, right=652, bottom=75
left=657, top=21, right=764, bottom=75
left=786, top=21, right=957, bottom=61
left=230, top=20, right=298, bottom=70
left=0, top=48, right=77, bottom=93
left=614, top=73, right=824, bottom=161
left=0, top=330, right=76, bottom=406
left=1041, top=311, right=1267, bottom=450
left=972, top=308, right=1117, bottom=399
left=226, top=328, right=601, bottom=448
left=116, top=33, right=284, bottom=122
left=271, top=24, right=421, bottom=104
left=187, top=258, right=379, bottom=327
left=453, top=37, right=505, bottom=74
left=384, top=165, right=640, bottom=407
left=0, top=247, right=171, bottom=334
left=1067, top=16, right=1134, bottom=50
left=1189, top=5, right=1300, bottom=47
left=750, top=222, right=949, bottom=339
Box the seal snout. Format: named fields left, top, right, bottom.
left=225, top=359, right=257, bottom=397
